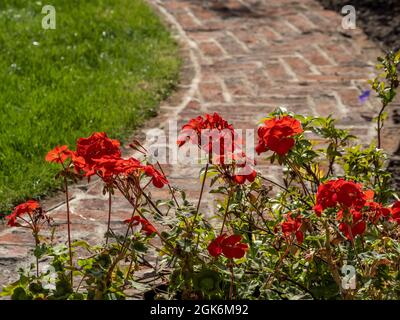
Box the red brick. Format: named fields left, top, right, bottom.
left=284, top=56, right=312, bottom=76
left=199, top=82, right=225, bottom=103
left=199, top=41, right=224, bottom=57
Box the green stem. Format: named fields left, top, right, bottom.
left=219, top=192, right=232, bottom=235
left=195, top=163, right=209, bottom=220
left=228, top=261, right=235, bottom=300
left=157, top=161, right=179, bottom=209
left=377, top=103, right=387, bottom=149
left=193, top=164, right=209, bottom=249
left=106, top=190, right=112, bottom=245
left=323, top=220, right=346, bottom=299
left=64, top=175, right=73, bottom=287
left=125, top=256, right=135, bottom=281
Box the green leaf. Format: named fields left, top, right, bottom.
left=11, top=287, right=33, bottom=300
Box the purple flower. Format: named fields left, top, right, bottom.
left=359, top=90, right=371, bottom=104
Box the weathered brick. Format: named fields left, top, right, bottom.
left=301, top=47, right=332, bottom=66
left=286, top=13, right=317, bottom=33
left=199, top=41, right=225, bottom=57
left=264, top=61, right=292, bottom=80
left=312, top=94, right=343, bottom=117
left=199, top=82, right=226, bottom=103
left=284, top=56, right=312, bottom=76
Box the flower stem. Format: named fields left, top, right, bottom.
left=106, top=191, right=112, bottom=245
left=36, top=256, right=39, bottom=278
left=264, top=244, right=291, bottom=290
left=115, top=181, right=174, bottom=251
left=125, top=256, right=135, bottom=281
left=228, top=261, right=235, bottom=300
left=219, top=192, right=232, bottom=235
left=195, top=163, right=209, bottom=220
left=64, top=175, right=73, bottom=287
left=377, top=101, right=388, bottom=149
left=157, top=161, right=179, bottom=208
left=192, top=164, right=209, bottom=249
left=286, top=160, right=311, bottom=198
left=323, top=220, right=347, bottom=299
left=33, top=233, right=40, bottom=278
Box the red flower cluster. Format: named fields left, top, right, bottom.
left=46, top=132, right=168, bottom=188
left=314, top=179, right=372, bottom=240
left=365, top=201, right=391, bottom=224
left=314, top=179, right=400, bottom=240
left=124, top=216, right=157, bottom=236
left=177, top=113, right=236, bottom=151
left=75, top=132, right=121, bottom=176
left=178, top=113, right=256, bottom=185
left=92, top=157, right=167, bottom=188
left=45, top=145, right=73, bottom=164
left=92, top=156, right=142, bottom=182
left=207, top=234, right=249, bottom=259
left=227, top=152, right=256, bottom=184
left=232, top=166, right=257, bottom=184
left=390, top=201, right=400, bottom=224
left=337, top=209, right=366, bottom=241
left=143, top=165, right=169, bottom=188
left=256, top=115, right=303, bottom=156
left=314, top=179, right=368, bottom=216
left=6, top=200, right=40, bottom=227
left=279, top=213, right=304, bottom=244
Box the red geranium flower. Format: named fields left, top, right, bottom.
left=232, top=167, right=257, bottom=184
left=256, top=115, right=303, bottom=156
left=124, top=216, right=156, bottom=236
left=207, top=234, right=248, bottom=259
left=143, top=165, right=168, bottom=188
left=390, top=201, right=400, bottom=224
left=90, top=154, right=167, bottom=188
left=92, top=156, right=122, bottom=182
left=177, top=113, right=238, bottom=158
left=335, top=180, right=367, bottom=209
left=314, top=179, right=367, bottom=216
left=6, top=200, right=40, bottom=227
left=178, top=114, right=257, bottom=184
left=75, top=132, right=121, bottom=176
left=116, top=157, right=143, bottom=176
left=231, top=152, right=257, bottom=184
left=337, top=209, right=366, bottom=240
left=280, top=212, right=304, bottom=244
left=45, top=145, right=73, bottom=164
left=93, top=156, right=143, bottom=183
left=365, top=201, right=391, bottom=224
left=177, top=116, right=205, bottom=147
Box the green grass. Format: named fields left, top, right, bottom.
left=0, top=0, right=180, bottom=213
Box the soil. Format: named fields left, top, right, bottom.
left=317, top=0, right=400, bottom=51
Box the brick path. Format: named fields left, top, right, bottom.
left=1, top=0, right=399, bottom=290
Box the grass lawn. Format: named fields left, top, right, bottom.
left=0, top=0, right=180, bottom=213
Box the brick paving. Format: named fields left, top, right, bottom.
left=1, top=0, right=399, bottom=290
